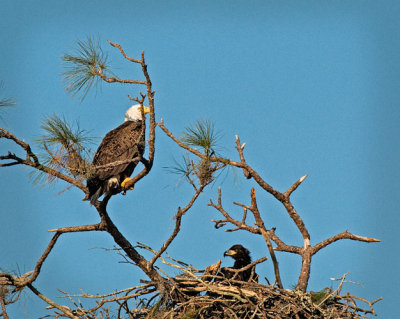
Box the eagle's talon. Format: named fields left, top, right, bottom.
left=121, top=177, right=133, bottom=189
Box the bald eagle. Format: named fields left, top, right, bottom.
left=86, top=104, right=150, bottom=204
left=220, top=244, right=258, bottom=282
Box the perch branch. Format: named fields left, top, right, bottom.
left=110, top=47, right=156, bottom=192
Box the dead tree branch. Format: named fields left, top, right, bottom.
left=205, top=134, right=380, bottom=291
left=0, top=42, right=165, bottom=315
left=99, top=43, right=156, bottom=193
left=0, top=128, right=88, bottom=195
left=247, top=188, right=283, bottom=289
left=27, top=283, right=78, bottom=318
left=0, top=223, right=105, bottom=292
left=150, top=184, right=206, bottom=268
left=312, top=231, right=380, bottom=255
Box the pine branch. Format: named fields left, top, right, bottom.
left=62, top=36, right=109, bottom=100
left=31, top=114, right=95, bottom=185
left=181, top=119, right=220, bottom=156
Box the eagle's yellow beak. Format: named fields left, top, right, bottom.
left=224, top=249, right=237, bottom=257
left=143, top=106, right=150, bottom=114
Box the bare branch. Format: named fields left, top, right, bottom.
left=284, top=174, right=308, bottom=197
left=0, top=223, right=106, bottom=294
left=150, top=185, right=205, bottom=268
left=97, top=68, right=146, bottom=85
left=108, top=40, right=142, bottom=64
left=312, top=230, right=381, bottom=255
left=27, top=284, right=77, bottom=318
left=1, top=128, right=39, bottom=164
left=209, top=187, right=260, bottom=234
left=248, top=188, right=283, bottom=288
left=94, top=199, right=166, bottom=291
left=114, top=48, right=156, bottom=192
left=47, top=223, right=104, bottom=233
left=0, top=294, right=9, bottom=319
left=228, top=256, right=268, bottom=279
left=1, top=128, right=88, bottom=195
left=235, top=135, right=251, bottom=179
left=158, top=119, right=205, bottom=159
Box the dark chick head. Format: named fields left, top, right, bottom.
left=223, top=244, right=251, bottom=269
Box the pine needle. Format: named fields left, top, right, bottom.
left=165, top=155, right=193, bottom=176
left=32, top=114, right=96, bottom=186
left=38, top=114, right=93, bottom=147
left=0, top=81, right=16, bottom=120
left=181, top=120, right=220, bottom=156
left=0, top=97, right=16, bottom=108
left=62, top=37, right=109, bottom=100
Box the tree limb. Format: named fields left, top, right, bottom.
left=150, top=185, right=205, bottom=268
left=312, top=231, right=380, bottom=255
left=248, top=188, right=283, bottom=288
left=0, top=128, right=88, bottom=195
left=27, top=283, right=77, bottom=318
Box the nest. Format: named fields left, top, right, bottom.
left=133, top=272, right=380, bottom=319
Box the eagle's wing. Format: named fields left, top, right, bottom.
left=93, top=121, right=144, bottom=180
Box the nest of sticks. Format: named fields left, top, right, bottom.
left=131, top=267, right=381, bottom=319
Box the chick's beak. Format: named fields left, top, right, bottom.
left=224, top=249, right=236, bottom=257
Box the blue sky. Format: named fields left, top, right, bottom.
left=1, top=1, right=399, bottom=317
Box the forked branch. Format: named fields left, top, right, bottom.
left=0, top=128, right=88, bottom=195
left=206, top=134, right=380, bottom=291
left=102, top=42, right=156, bottom=192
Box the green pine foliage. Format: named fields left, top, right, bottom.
left=62, top=37, right=109, bottom=100
left=0, top=97, right=15, bottom=108
left=0, top=81, right=16, bottom=120
left=181, top=119, right=220, bottom=156
left=32, top=114, right=95, bottom=185
left=171, top=120, right=223, bottom=186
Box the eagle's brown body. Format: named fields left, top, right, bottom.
left=87, top=119, right=145, bottom=204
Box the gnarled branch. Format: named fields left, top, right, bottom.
left=0, top=128, right=88, bottom=195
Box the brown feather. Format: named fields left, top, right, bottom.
left=87, top=120, right=145, bottom=203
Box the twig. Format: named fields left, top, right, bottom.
left=235, top=135, right=251, bottom=179
left=0, top=295, right=9, bottom=319
left=111, top=48, right=156, bottom=192
left=150, top=185, right=205, bottom=268
left=313, top=231, right=380, bottom=254
left=107, top=40, right=142, bottom=64
left=27, top=284, right=77, bottom=318
left=248, top=188, right=283, bottom=289
left=209, top=187, right=260, bottom=234
left=0, top=128, right=88, bottom=194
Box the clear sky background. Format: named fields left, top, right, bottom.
left=0, top=1, right=398, bottom=317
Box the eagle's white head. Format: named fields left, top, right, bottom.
left=124, top=104, right=150, bottom=122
